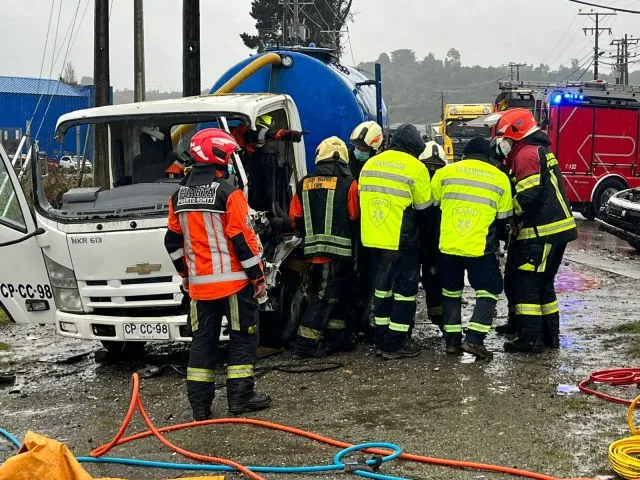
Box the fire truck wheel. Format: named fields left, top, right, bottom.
left=591, top=178, right=628, bottom=221
left=100, top=341, right=146, bottom=359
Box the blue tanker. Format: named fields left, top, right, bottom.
left=211, top=47, right=388, bottom=171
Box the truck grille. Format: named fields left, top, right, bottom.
left=79, top=276, right=182, bottom=309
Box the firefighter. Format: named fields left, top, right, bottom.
left=359, top=124, right=431, bottom=360
left=349, top=121, right=384, bottom=338
left=164, top=128, right=271, bottom=420
left=289, top=137, right=360, bottom=358
left=492, top=108, right=578, bottom=353
left=431, top=137, right=513, bottom=360
left=418, top=141, right=447, bottom=334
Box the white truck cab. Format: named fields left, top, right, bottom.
left=0, top=94, right=306, bottom=354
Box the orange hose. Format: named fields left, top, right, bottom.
left=92, top=373, right=565, bottom=480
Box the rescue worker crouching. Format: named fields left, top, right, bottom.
left=418, top=141, right=448, bottom=334
left=359, top=124, right=431, bottom=360
left=431, top=137, right=513, bottom=360
left=349, top=121, right=385, bottom=338
left=164, top=128, right=271, bottom=420
left=289, top=137, right=360, bottom=359
left=492, top=109, right=577, bottom=353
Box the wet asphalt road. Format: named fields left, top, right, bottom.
left=1, top=218, right=640, bottom=480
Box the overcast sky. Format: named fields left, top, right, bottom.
left=1, top=0, right=639, bottom=91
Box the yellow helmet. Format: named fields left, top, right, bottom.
left=350, top=121, right=384, bottom=152
left=315, top=136, right=349, bottom=165
left=256, top=114, right=274, bottom=129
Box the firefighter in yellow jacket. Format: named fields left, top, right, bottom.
left=359, top=124, right=431, bottom=359
left=431, top=137, right=513, bottom=360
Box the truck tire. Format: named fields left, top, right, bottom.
left=591, top=178, right=628, bottom=221
left=100, top=341, right=146, bottom=358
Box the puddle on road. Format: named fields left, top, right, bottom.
left=556, top=269, right=604, bottom=293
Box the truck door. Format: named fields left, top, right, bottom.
left=0, top=143, right=55, bottom=324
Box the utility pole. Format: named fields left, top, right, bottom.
left=282, top=0, right=287, bottom=45
left=508, top=62, right=527, bottom=81
left=292, top=0, right=299, bottom=45
left=280, top=0, right=313, bottom=45
left=611, top=34, right=638, bottom=85
left=581, top=10, right=615, bottom=80
left=94, top=0, right=110, bottom=190
left=439, top=91, right=446, bottom=121
left=612, top=37, right=623, bottom=84
left=133, top=0, right=146, bottom=102
left=182, top=0, right=200, bottom=97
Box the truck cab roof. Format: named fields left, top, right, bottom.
left=55, top=93, right=293, bottom=138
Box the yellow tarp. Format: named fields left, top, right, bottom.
left=0, top=431, right=224, bottom=480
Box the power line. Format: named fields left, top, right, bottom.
left=30, top=0, right=57, bottom=126
left=568, top=0, right=640, bottom=13
left=540, top=14, right=580, bottom=65
left=580, top=10, right=616, bottom=79
left=346, top=25, right=356, bottom=65
left=578, top=58, right=596, bottom=79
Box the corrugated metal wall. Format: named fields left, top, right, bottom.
left=0, top=92, right=89, bottom=159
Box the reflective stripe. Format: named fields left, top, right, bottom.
left=541, top=301, right=559, bottom=315
left=389, top=321, right=410, bottom=333
left=304, top=245, right=351, bottom=257
left=180, top=215, right=196, bottom=274
left=374, top=289, right=393, bottom=299
left=169, top=248, right=184, bottom=261
left=518, top=217, right=576, bottom=240
left=514, top=197, right=523, bottom=216
left=549, top=170, right=572, bottom=219
left=327, top=319, right=346, bottom=330
left=360, top=169, right=415, bottom=187
left=538, top=243, right=552, bottom=273
left=203, top=212, right=223, bottom=274
left=496, top=210, right=513, bottom=219
left=229, top=294, right=240, bottom=331
left=394, top=293, right=416, bottom=302
left=189, top=271, right=248, bottom=284
left=212, top=213, right=232, bottom=272
left=476, top=290, right=499, bottom=301
left=414, top=200, right=434, bottom=210
left=190, top=300, right=199, bottom=332
left=442, top=192, right=497, bottom=209
left=515, top=303, right=543, bottom=316
left=186, top=367, right=215, bottom=383
left=298, top=325, right=322, bottom=340
left=374, top=317, right=390, bottom=326
left=442, top=288, right=463, bottom=298
left=302, top=190, right=313, bottom=238
left=257, top=127, right=268, bottom=147
left=444, top=324, right=462, bottom=333
left=324, top=189, right=335, bottom=236
left=360, top=184, right=411, bottom=199
left=227, top=364, right=254, bottom=379
left=546, top=153, right=559, bottom=168
left=515, top=174, right=541, bottom=193
left=306, top=234, right=352, bottom=247
left=468, top=322, right=491, bottom=334
left=517, top=263, right=536, bottom=272
left=427, top=305, right=443, bottom=316
left=241, top=255, right=261, bottom=269
left=442, top=178, right=505, bottom=195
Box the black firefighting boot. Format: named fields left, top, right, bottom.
left=229, top=392, right=272, bottom=415
left=381, top=339, right=422, bottom=360
left=495, top=308, right=518, bottom=335
left=504, top=315, right=546, bottom=353
left=461, top=299, right=495, bottom=360
left=462, top=341, right=494, bottom=360
left=443, top=297, right=463, bottom=354
left=542, top=313, right=560, bottom=349
left=503, top=337, right=545, bottom=353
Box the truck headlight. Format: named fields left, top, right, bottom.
left=44, top=255, right=83, bottom=312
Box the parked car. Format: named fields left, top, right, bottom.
left=59, top=155, right=92, bottom=173
left=597, top=188, right=640, bottom=251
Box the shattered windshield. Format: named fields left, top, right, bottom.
left=447, top=120, right=491, bottom=138
left=38, top=114, right=248, bottom=221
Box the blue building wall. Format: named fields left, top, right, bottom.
left=0, top=77, right=113, bottom=161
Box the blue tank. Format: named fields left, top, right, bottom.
left=211, top=47, right=388, bottom=171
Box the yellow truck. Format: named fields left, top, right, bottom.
left=440, top=103, right=493, bottom=161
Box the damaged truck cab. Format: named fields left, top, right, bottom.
left=0, top=94, right=306, bottom=354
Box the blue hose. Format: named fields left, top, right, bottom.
left=1, top=429, right=406, bottom=479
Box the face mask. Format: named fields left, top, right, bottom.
left=353, top=149, right=370, bottom=162
left=497, top=138, right=513, bottom=158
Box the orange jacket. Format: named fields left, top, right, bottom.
left=165, top=175, right=264, bottom=300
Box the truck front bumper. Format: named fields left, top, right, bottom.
left=596, top=218, right=640, bottom=244
left=55, top=311, right=193, bottom=342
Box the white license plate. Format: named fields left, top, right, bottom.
left=123, top=322, right=170, bottom=340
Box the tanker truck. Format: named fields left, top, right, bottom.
left=0, top=47, right=388, bottom=357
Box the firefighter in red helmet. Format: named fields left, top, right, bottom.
left=492, top=109, right=577, bottom=353
left=164, top=128, right=271, bottom=420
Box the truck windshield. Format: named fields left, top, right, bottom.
left=37, top=114, right=248, bottom=221
left=447, top=120, right=490, bottom=138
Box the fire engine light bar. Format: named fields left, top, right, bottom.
left=553, top=94, right=562, bottom=104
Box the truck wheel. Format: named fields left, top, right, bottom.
left=100, top=341, right=146, bottom=358
left=591, top=179, right=628, bottom=220
left=628, top=240, right=640, bottom=252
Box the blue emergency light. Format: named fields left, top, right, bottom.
left=553, top=94, right=562, bottom=104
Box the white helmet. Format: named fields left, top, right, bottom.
left=419, top=141, right=447, bottom=168
left=350, top=121, right=384, bottom=152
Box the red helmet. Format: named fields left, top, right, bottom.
left=189, top=128, right=238, bottom=166
left=494, top=108, right=539, bottom=142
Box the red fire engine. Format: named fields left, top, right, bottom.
left=496, top=80, right=640, bottom=219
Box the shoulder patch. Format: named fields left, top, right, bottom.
left=176, top=182, right=220, bottom=207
